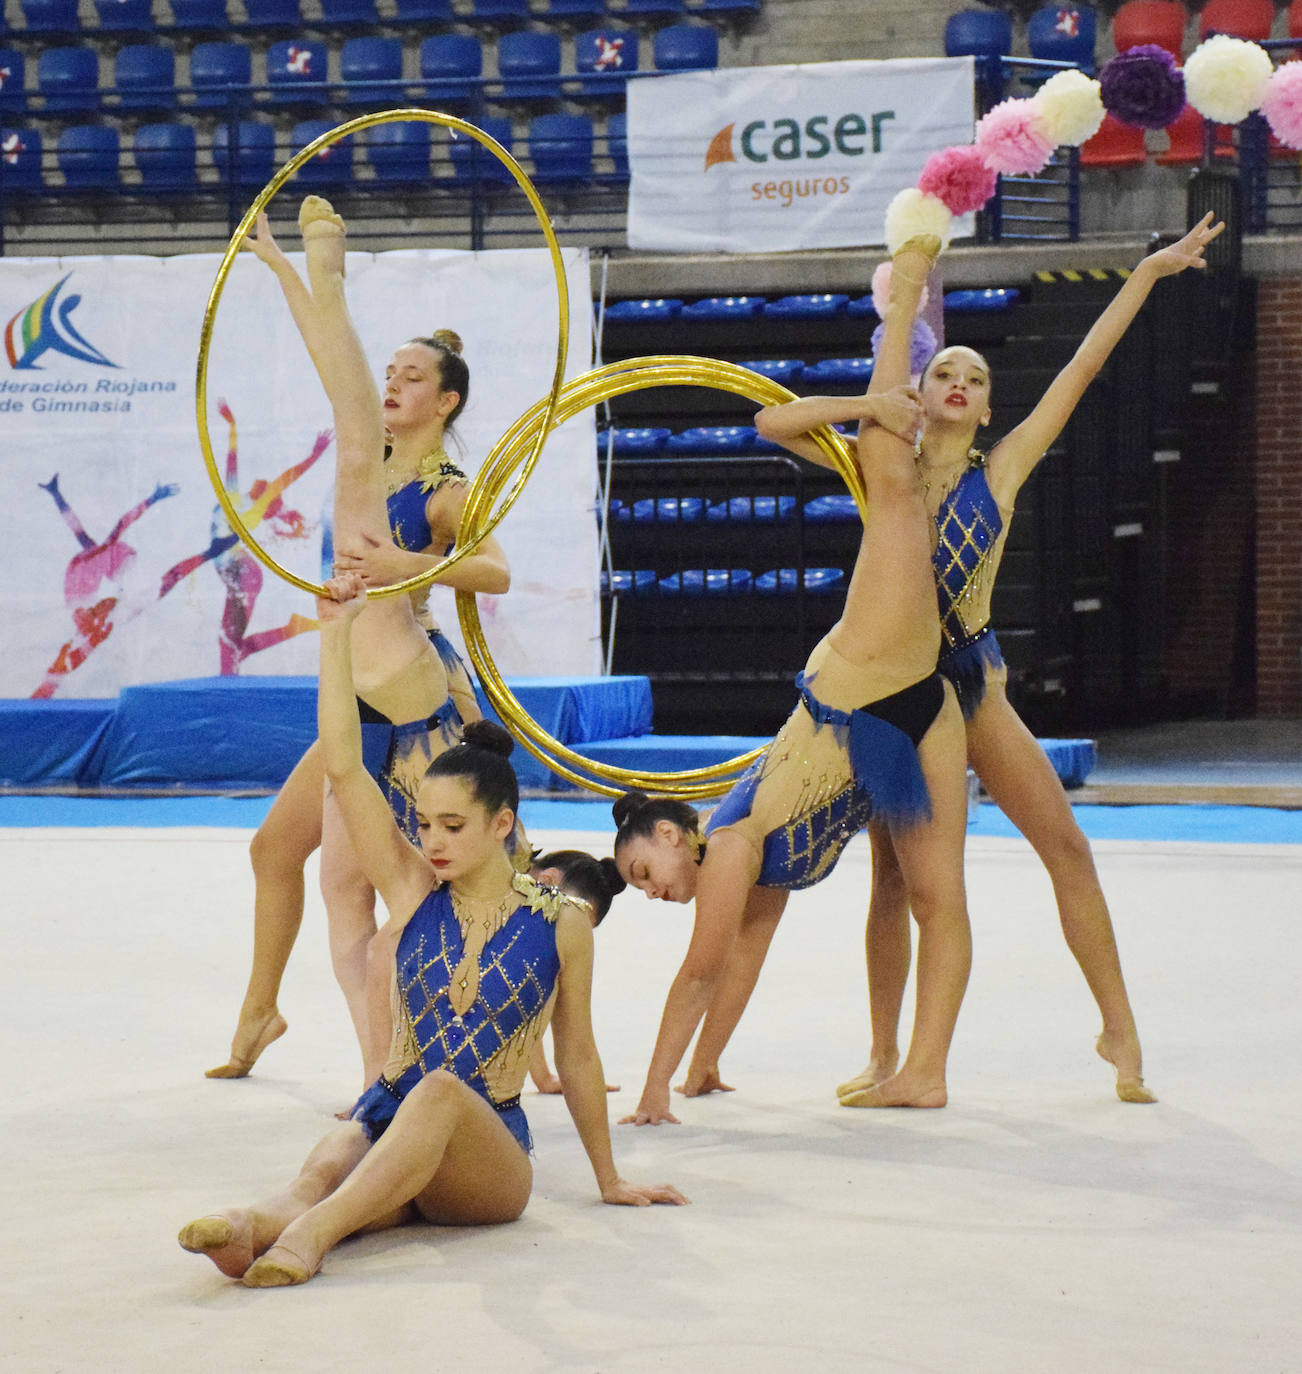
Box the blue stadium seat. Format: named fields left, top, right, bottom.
left=803, top=493, right=858, bottom=523
left=244, top=0, right=301, bottom=26
left=756, top=567, right=846, bottom=595
left=633, top=497, right=704, bottom=522
left=420, top=34, right=483, bottom=106
left=340, top=36, right=404, bottom=104
left=38, top=48, right=100, bottom=116
left=114, top=45, right=175, bottom=113
left=707, top=495, right=797, bottom=523
left=621, top=0, right=686, bottom=21
left=291, top=117, right=353, bottom=183
left=607, top=109, right=627, bottom=177
left=599, top=426, right=672, bottom=455
left=846, top=294, right=880, bottom=318
left=942, top=287, right=1020, bottom=312
left=468, top=0, right=530, bottom=24
left=94, top=0, right=155, bottom=31
left=1026, top=4, right=1097, bottom=72
left=265, top=39, right=329, bottom=105
left=573, top=28, right=638, bottom=101
left=134, top=121, right=196, bottom=190
left=366, top=119, right=431, bottom=183
left=528, top=112, right=593, bottom=182
left=544, top=0, right=606, bottom=21
left=1, top=127, right=43, bottom=191
left=681, top=295, right=764, bottom=320
left=666, top=425, right=756, bottom=454
left=57, top=124, right=120, bottom=189
left=658, top=568, right=751, bottom=596
left=20, top=0, right=79, bottom=33
left=653, top=23, right=718, bottom=70
left=169, top=0, right=230, bottom=29
left=802, top=356, right=874, bottom=386
left=694, top=0, right=761, bottom=18
left=944, top=8, right=1013, bottom=58
left=762, top=293, right=849, bottom=319
left=320, top=0, right=380, bottom=23
left=211, top=119, right=275, bottom=185
left=189, top=42, right=251, bottom=110
left=496, top=31, right=562, bottom=104
left=604, top=296, right=682, bottom=322
left=744, top=358, right=804, bottom=385
left=603, top=568, right=659, bottom=594
left=0, top=50, right=26, bottom=116
left=447, top=114, right=513, bottom=181
left=394, top=0, right=454, bottom=18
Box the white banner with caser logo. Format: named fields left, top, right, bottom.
left=627, top=57, right=976, bottom=253
left=0, top=248, right=596, bottom=699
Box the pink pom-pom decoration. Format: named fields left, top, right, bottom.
left=871, top=262, right=930, bottom=318
left=1261, top=62, right=1302, bottom=150
left=918, top=144, right=999, bottom=215
left=976, top=98, right=1055, bottom=176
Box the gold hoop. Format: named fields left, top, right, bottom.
left=454, top=356, right=865, bottom=799
left=194, top=109, right=570, bottom=600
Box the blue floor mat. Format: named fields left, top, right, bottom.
left=1, top=795, right=1299, bottom=843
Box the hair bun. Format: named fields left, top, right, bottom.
left=598, top=856, right=627, bottom=897
left=611, top=789, right=649, bottom=829
left=431, top=328, right=464, bottom=356
left=460, top=719, right=513, bottom=757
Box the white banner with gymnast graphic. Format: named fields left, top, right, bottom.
left=0, top=247, right=597, bottom=698
left=626, top=57, right=976, bottom=253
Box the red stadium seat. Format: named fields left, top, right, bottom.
left=1198, top=0, right=1273, bottom=41
left=1110, top=0, right=1186, bottom=59
left=1079, top=111, right=1147, bottom=166
left=1154, top=104, right=1205, bottom=164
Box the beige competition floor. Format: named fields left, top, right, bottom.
left=3, top=823, right=1299, bottom=1374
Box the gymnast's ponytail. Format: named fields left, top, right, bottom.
left=425, top=719, right=517, bottom=815
left=533, top=848, right=626, bottom=926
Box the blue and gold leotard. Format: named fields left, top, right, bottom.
left=352, top=872, right=579, bottom=1153
left=931, top=458, right=1013, bottom=718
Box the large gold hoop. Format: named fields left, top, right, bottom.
left=454, top=356, right=865, bottom=799
left=195, top=109, right=570, bottom=600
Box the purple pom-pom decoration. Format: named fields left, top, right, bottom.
left=871, top=318, right=938, bottom=377
left=1099, top=44, right=1186, bottom=130
left=918, top=145, right=1000, bottom=215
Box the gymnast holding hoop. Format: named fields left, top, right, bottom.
left=615, top=234, right=973, bottom=1123
left=680, top=213, right=1224, bottom=1108
left=207, top=197, right=512, bottom=1087
left=180, top=559, right=681, bottom=1287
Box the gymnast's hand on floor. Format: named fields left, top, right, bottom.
left=619, top=1091, right=681, bottom=1127
left=334, top=532, right=411, bottom=588
left=316, top=571, right=368, bottom=623
left=601, top=1176, right=689, bottom=1206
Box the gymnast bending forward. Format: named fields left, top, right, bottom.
left=726, top=214, right=1222, bottom=1108
left=207, top=199, right=512, bottom=1086
left=616, top=234, right=973, bottom=1123
left=179, top=573, right=684, bottom=1288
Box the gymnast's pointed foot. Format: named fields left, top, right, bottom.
left=298, top=195, right=347, bottom=279
left=891, top=233, right=942, bottom=282
left=205, top=1009, right=287, bottom=1079
left=1096, top=1031, right=1157, bottom=1104
left=178, top=1211, right=258, bottom=1279
left=675, top=1065, right=735, bottom=1098
left=839, top=1070, right=946, bottom=1109
left=835, top=1054, right=898, bottom=1101
left=242, top=1242, right=319, bottom=1289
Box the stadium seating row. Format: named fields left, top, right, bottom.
left=603, top=567, right=847, bottom=596
left=598, top=288, right=1019, bottom=326
left=0, top=110, right=624, bottom=188
left=0, top=26, right=714, bottom=114
left=1, top=0, right=759, bottom=37
left=605, top=493, right=860, bottom=520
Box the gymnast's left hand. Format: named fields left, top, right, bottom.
left=1143, top=211, right=1225, bottom=277
left=600, top=1176, right=689, bottom=1206
left=618, top=1091, right=680, bottom=1126
left=316, top=570, right=368, bottom=622
left=334, top=532, right=410, bottom=588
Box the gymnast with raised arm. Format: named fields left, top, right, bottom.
left=615, top=234, right=973, bottom=1123
left=689, top=213, right=1224, bottom=1107
left=207, top=199, right=512, bottom=1086
left=179, top=568, right=683, bottom=1288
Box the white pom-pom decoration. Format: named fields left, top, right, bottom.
left=883, top=188, right=953, bottom=255
left=1035, top=69, right=1106, bottom=147
left=1183, top=34, right=1273, bottom=125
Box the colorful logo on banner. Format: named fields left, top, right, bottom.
left=4, top=275, right=118, bottom=371
left=704, top=111, right=897, bottom=171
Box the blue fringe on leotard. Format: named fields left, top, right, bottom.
left=937, top=626, right=1005, bottom=720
